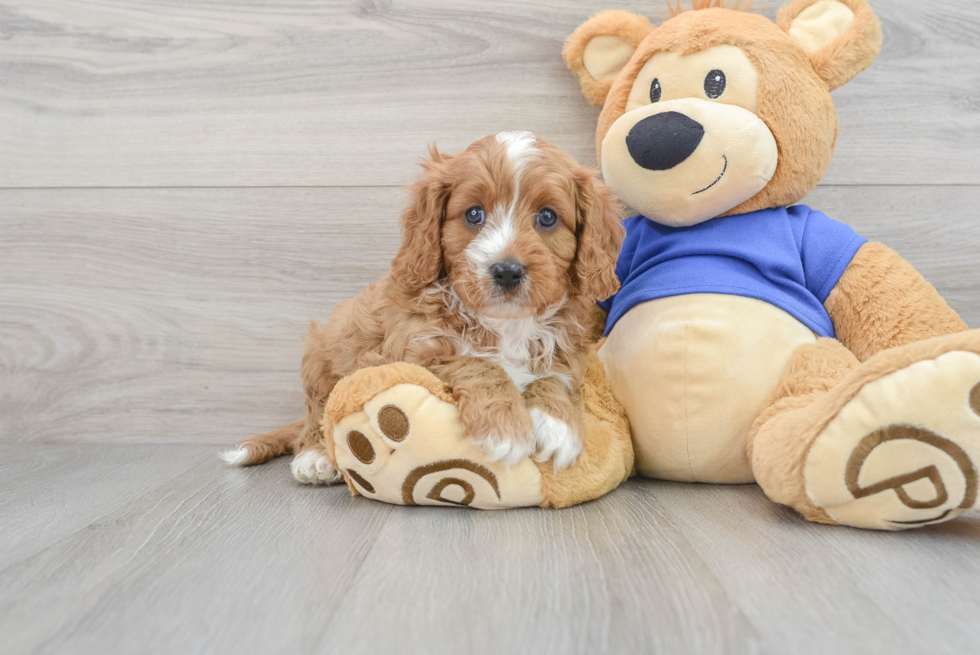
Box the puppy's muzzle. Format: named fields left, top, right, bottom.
left=626, top=111, right=705, bottom=171
left=490, top=259, right=526, bottom=290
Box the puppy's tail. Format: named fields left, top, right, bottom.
left=219, top=419, right=304, bottom=467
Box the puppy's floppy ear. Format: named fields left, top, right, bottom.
left=390, top=146, right=453, bottom=292
left=573, top=168, right=624, bottom=301
left=777, top=0, right=882, bottom=91
left=563, top=11, right=653, bottom=107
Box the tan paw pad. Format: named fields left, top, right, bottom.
left=805, top=351, right=980, bottom=530
left=331, top=383, right=545, bottom=509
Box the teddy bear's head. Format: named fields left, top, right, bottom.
left=563, top=0, right=881, bottom=226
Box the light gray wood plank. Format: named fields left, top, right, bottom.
left=0, top=0, right=977, bottom=187
left=0, top=450, right=762, bottom=655
left=644, top=481, right=980, bottom=654
left=0, top=187, right=403, bottom=445
left=4, top=446, right=979, bottom=655
left=0, top=454, right=394, bottom=655
left=1, top=185, right=977, bottom=446
left=320, top=490, right=759, bottom=655
left=0, top=443, right=213, bottom=570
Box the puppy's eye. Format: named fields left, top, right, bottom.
left=464, top=206, right=485, bottom=226
left=704, top=69, right=726, bottom=99
left=535, top=208, right=558, bottom=229
left=650, top=78, right=662, bottom=103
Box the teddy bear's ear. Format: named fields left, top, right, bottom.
left=563, top=10, right=654, bottom=107
left=777, top=0, right=882, bottom=91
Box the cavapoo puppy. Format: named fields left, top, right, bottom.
left=223, top=132, right=624, bottom=482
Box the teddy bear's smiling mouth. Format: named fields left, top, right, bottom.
left=692, top=155, right=728, bottom=195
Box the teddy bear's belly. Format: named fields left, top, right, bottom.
left=598, top=293, right=817, bottom=483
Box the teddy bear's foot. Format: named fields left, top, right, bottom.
left=326, top=364, right=547, bottom=509
left=804, top=337, right=980, bottom=530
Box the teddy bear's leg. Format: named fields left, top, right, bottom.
left=750, top=331, right=980, bottom=530
left=321, top=354, right=632, bottom=509
left=748, top=339, right=860, bottom=524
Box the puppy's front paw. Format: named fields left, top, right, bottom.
left=530, top=409, right=582, bottom=471
left=291, top=449, right=343, bottom=485
left=459, top=398, right=535, bottom=467
left=475, top=430, right=536, bottom=467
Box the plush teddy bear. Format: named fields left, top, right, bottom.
left=562, top=0, right=980, bottom=529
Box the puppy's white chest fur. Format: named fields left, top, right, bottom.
left=487, top=317, right=546, bottom=392
left=432, top=284, right=569, bottom=393
left=482, top=314, right=567, bottom=393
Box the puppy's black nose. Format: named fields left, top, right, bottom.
left=490, top=260, right=525, bottom=290
left=626, top=111, right=705, bottom=171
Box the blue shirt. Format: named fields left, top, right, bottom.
left=598, top=206, right=867, bottom=338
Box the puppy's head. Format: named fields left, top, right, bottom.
left=391, top=132, right=623, bottom=318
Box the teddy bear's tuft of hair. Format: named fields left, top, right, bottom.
left=666, top=0, right=753, bottom=17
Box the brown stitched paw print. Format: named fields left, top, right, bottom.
left=805, top=351, right=980, bottom=530
left=331, top=382, right=546, bottom=509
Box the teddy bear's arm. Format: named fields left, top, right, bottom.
left=824, top=242, right=967, bottom=361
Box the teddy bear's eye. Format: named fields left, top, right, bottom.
left=704, top=69, right=726, bottom=99
left=650, top=78, right=662, bottom=103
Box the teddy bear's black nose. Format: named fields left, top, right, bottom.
left=626, top=111, right=705, bottom=171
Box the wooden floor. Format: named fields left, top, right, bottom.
left=1, top=444, right=979, bottom=655
left=2, top=0, right=980, bottom=653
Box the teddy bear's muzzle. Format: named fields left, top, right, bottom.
left=601, top=97, right=778, bottom=227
